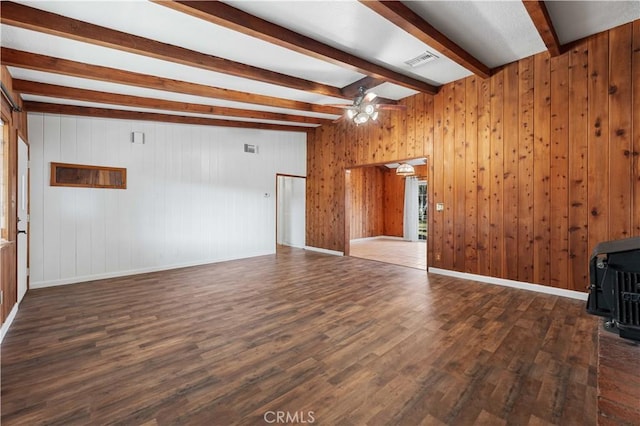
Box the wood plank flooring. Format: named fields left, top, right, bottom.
left=596, top=328, right=640, bottom=425
left=350, top=237, right=427, bottom=270
left=1, top=247, right=597, bottom=425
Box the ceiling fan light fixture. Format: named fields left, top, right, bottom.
left=396, top=163, right=415, bottom=176
left=338, top=86, right=396, bottom=125
left=364, top=104, right=375, bottom=115
left=354, top=112, right=369, bottom=125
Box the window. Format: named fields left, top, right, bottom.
left=418, top=180, right=427, bottom=241
left=50, top=162, right=127, bottom=189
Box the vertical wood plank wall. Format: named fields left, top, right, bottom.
left=383, top=169, right=404, bottom=237
left=347, top=167, right=385, bottom=240
left=306, top=21, right=640, bottom=292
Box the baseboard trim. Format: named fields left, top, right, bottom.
left=428, top=267, right=588, bottom=301
left=304, top=246, right=344, bottom=256
left=30, top=251, right=274, bottom=289
left=0, top=301, right=20, bottom=345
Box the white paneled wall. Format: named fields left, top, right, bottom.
left=29, top=113, right=306, bottom=288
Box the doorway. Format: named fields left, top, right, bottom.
left=276, top=174, right=306, bottom=249
left=418, top=180, right=428, bottom=241
left=17, top=136, right=28, bottom=303
left=345, top=159, right=428, bottom=270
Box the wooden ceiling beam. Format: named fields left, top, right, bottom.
left=24, top=101, right=313, bottom=133
left=0, top=1, right=347, bottom=99
left=341, top=76, right=387, bottom=98
left=13, top=80, right=332, bottom=125
left=340, top=77, right=398, bottom=106
left=1, top=48, right=343, bottom=115
left=360, top=1, right=491, bottom=79
left=155, top=1, right=440, bottom=95
left=522, top=0, right=563, bottom=57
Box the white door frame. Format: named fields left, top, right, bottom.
left=276, top=174, right=306, bottom=249
left=17, top=136, right=28, bottom=303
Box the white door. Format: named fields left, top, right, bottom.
left=17, top=137, right=28, bottom=303
left=277, top=176, right=305, bottom=248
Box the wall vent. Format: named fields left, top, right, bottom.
left=404, top=51, right=439, bottom=68
left=131, top=131, right=145, bottom=144
left=244, top=144, right=258, bottom=154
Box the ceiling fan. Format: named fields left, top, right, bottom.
left=328, top=86, right=406, bottom=125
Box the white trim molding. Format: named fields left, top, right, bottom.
left=304, top=246, right=344, bottom=256
left=30, top=251, right=274, bottom=289
left=428, top=267, right=588, bottom=301
left=0, top=302, right=20, bottom=344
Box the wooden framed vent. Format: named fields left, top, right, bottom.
left=50, top=162, right=127, bottom=189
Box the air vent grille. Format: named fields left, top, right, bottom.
left=244, top=144, right=258, bottom=154
left=616, top=270, right=640, bottom=327
left=404, top=51, right=439, bottom=68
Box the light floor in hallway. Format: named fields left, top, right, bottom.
left=349, top=236, right=427, bottom=270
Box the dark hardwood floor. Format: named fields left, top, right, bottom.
left=1, top=247, right=597, bottom=425
left=596, top=328, right=640, bottom=425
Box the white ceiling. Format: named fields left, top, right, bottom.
left=226, top=0, right=473, bottom=86
left=546, top=1, right=640, bottom=44
left=1, top=1, right=638, bottom=130
left=403, top=1, right=546, bottom=69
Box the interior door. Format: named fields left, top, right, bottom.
left=277, top=175, right=306, bottom=248
left=17, top=137, right=28, bottom=303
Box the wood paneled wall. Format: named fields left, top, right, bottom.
left=347, top=167, right=385, bottom=240
left=383, top=169, right=404, bottom=237
left=307, top=21, right=640, bottom=292
left=0, top=243, right=16, bottom=323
